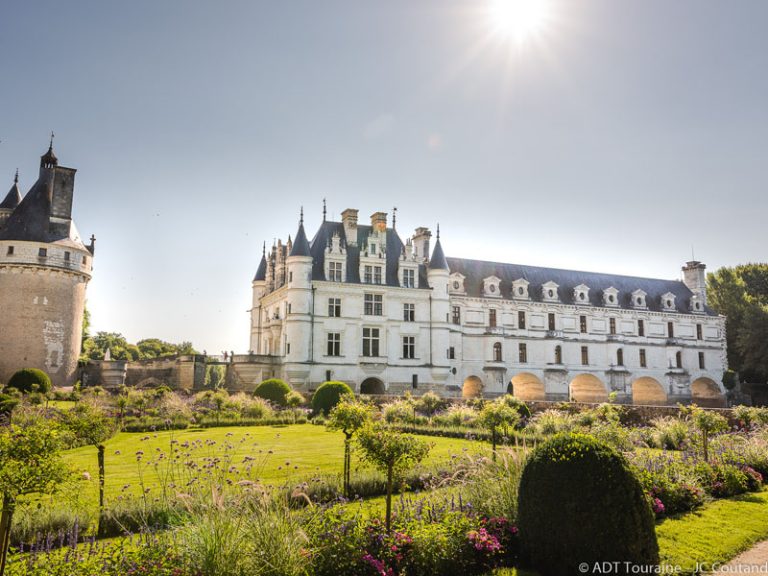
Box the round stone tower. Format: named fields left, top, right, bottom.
left=0, top=142, right=94, bottom=388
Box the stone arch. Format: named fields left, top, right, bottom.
left=509, top=372, right=546, bottom=401
left=569, top=374, right=608, bottom=403
left=136, top=377, right=166, bottom=389
left=360, top=377, right=385, bottom=395
left=631, top=377, right=667, bottom=406
left=462, top=375, right=484, bottom=399
left=691, top=377, right=725, bottom=407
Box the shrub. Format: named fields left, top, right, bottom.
left=709, top=463, right=750, bottom=497
left=382, top=399, right=418, bottom=424
left=499, top=395, right=532, bottom=419
left=518, top=433, right=659, bottom=575
left=414, top=391, right=444, bottom=419
left=6, top=368, right=52, bottom=394
left=649, top=417, right=690, bottom=450
left=434, top=404, right=479, bottom=428
left=311, top=381, right=353, bottom=415
left=530, top=409, right=576, bottom=436
left=253, top=378, right=292, bottom=407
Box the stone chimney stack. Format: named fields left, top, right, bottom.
left=682, top=260, right=707, bottom=306
left=342, top=208, right=358, bottom=245
left=370, top=211, right=387, bottom=232
left=412, top=227, right=432, bottom=263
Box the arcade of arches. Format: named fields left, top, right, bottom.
left=462, top=375, right=484, bottom=398
left=507, top=372, right=546, bottom=401
left=631, top=377, right=667, bottom=406
left=360, top=377, right=385, bottom=395
left=569, top=374, right=609, bottom=403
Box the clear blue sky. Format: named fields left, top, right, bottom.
left=2, top=0, right=766, bottom=354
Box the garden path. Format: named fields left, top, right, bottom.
left=719, top=539, right=768, bottom=573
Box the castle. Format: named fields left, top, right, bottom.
left=245, top=207, right=727, bottom=406
left=0, top=143, right=94, bottom=388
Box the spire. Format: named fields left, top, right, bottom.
left=392, top=206, right=397, bottom=229
left=323, top=198, right=327, bottom=222
left=289, top=209, right=311, bottom=257
left=14, top=169, right=19, bottom=184
left=40, top=132, right=58, bottom=168
left=0, top=171, right=22, bottom=210
left=253, top=242, right=268, bottom=281
left=428, top=224, right=449, bottom=271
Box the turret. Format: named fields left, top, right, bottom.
left=285, top=209, right=315, bottom=361
left=682, top=260, right=707, bottom=306
left=427, top=225, right=451, bottom=367
left=0, top=170, right=22, bottom=229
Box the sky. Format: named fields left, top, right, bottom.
left=1, top=0, right=766, bottom=354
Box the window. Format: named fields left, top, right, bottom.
left=64, top=251, right=70, bottom=261
left=6, top=246, right=13, bottom=255
left=364, top=265, right=373, bottom=284
left=580, top=315, right=587, bottom=333
left=609, top=318, right=616, bottom=335
left=696, top=324, right=703, bottom=340
left=668, top=322, right=675, bottom=338
left=638, top=319, right=645, bottom=337
left=287, top=303, right=292, bottom=314
left=326, top=370, right=332, bottom=382
left=402, top=269, right=415, bottom=288
left=328, top=298, right=341, bottom=317
left=519, top=343, right=527, bottom=363
left=362, top=328, right=380, bottom=357
left=327, top=333, right=341, bottom=356
left=448, top=346, right=455, bottom=360
left=412, top=374, right=418, bottom=389
left=286, top=342, right=290, bottom=354
left=374, top=266, right=383, bottom=285
left=581, top=346, right=589, bottom=366
left=452, top=306, right=461, bottom=325
left=699, top=351, right=705, bottom=369
left=403, top=303, right=415, bottom=322
left=489, top=309, right=497, bottom=328
left=493, top=342, right=502, bottom=362
left=554, top=345, right=562, bottom=364
left=403, top=336, right=415, bottom=359
left=289, top=271, right=293, bottom=282
left=83, top=255, right=88, bottom=265
left=639, top=348, right=647, bottom=368
left=675, top=351, right=682, bottom=368
left=364, top=293, right=383, bottom=316
left=328, top=261, right=343, bottom=282
left=617, top=349, right=624, bottom=366
left=518, top=311, right=526, bottom=329
left=548, top=313, right=556, bottom=331
left=38, top=247, right=47, bottom=257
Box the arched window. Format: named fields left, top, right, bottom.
left=617, top=349, right=624, bottom=366
left=493, top=342, right=503, bottom=362
left=675, top=351, right=682, bottom=369
left=554, top=345, right=562, bottom=364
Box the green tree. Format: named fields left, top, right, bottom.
left=687, top=405, right=728, bottom=462
left=0, top=421, right=69, bottom=576
left=205, top=364, right=226, bottom=389
left=478, top=398, right=521, bottom=460
left=326, top=398, right=373, bottom=497
left=414, top=391, right=443, bottom=422
left=357, top=425, right=430, bottom=532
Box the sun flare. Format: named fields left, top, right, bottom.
left=489, top=0, right=552, bottom=44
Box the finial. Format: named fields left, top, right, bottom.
left=323, top=198, right=327, bottom=222
left=14, top=168, right=19, bottom=184
left=49, top=131, right=55, bottom=150
left=436, top=223, right=440, bottom=240
left=392, top=206, right=397, bottom=229
left=262, top=241, right=266, bottom=257
left=300, top=206, right=304, bottom=225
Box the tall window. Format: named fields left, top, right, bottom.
left=403, top=303, right=415, bottom=322
left=402, top=269, right=415, bottom=288
left=403, top=336, right=415, bottom=359
left=548, top=313, right=556, bottom=331
left=519, top=343, right=527, bottom=363
left=452, top=306, right=461, bottom=325
left=609, top=318, right=616, bottom=335
left=638, top=319, right=645, bottom=337
left=580, top=315, right=587, bottom=333
left=696, top=324, right=703, bottom=340
left=518, top=311, right=526, bottom=329
left=639, top=348, right=647, bottom=368
left=489, top=309, right=497, bottom=328
left=327, top=333, right=341, bottom=356
left=448, top=346, right=455, bottom=360
left=581, top=346, right=589, bottom=366
left=699, top=351, right=705, bottom=369
left=362, top=328, right=380, bottom=357
left=364, top=293, right=382, bottom=316
left=554, top=345, right=562, bottom=364
left=328, top=261, right=343, bottom=282
left=675, top=351, right=682, bottom=368
left=364, top=265, right=373, bottom=284
left=493, top=342, right=502, bottom=362
left=374, top=266, right=383, bottom=285
left=328, top=298, right=341, bottom=317
left=668, top=322, right=675, bottom=338
left=617, top=348, right=624, bottom=366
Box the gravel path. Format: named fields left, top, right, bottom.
left=716, top=540, right=768, bottom=573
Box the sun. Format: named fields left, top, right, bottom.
left=488, top=0, right=552, bottom=44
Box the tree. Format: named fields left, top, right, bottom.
left=477, top=398, right=521, bottom=460
left=357, top=424, right=430, bottom=532
left=205, top=364, right=226, bottom=389
left=687, top=405, right=728, bottom=462
left=0, top=421, right=69, bottom=576
left=414, top=391, right=443, bottom=422
left=62, top=401, right=118, bottom=533
left=326, top=398, right=373, bottom=497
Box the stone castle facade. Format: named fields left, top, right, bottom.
left=0, top=144, right=94, bottom=388
left=245, top=207, right=727, bottom=406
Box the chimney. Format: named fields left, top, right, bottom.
left=370, top=211, right=387, bottom=232
left=342, top=208, right=358, bottom=245
left=412, top=227, right=432, bottom=263
left=682, top=261, right=707, bottom=306
left=51, top=167, right=76, bottom=220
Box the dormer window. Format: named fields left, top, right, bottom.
left=542, top=281, right=559, bottom=302
left=450, top=273, right=466, bottom=294
left=661, top=292, right=676, bottom=312
left=602, top=286, right=619, bottom=307
left=401, top=268, right=416, bottom=288
left=512, top=278, right=529, bottom=300
left=574, top=284, right=590, bottom=305
left=328, top=261, right=343, bottom=282
left=483, top=276, right=502, bottom=298
left=632, top=289, right=647, bottom=309
left=689, top=294, right=705, bottom=314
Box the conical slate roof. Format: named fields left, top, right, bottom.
left=0, top=173, right=22, bottom=210
left=428, top=237, right=449, bottom=270
left=0, top=177, right=53, bottom=241
left=289, top=221, right=311, bottom=257
left=253, top=254, right=267, bottom=281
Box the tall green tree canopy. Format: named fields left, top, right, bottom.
left=708, top=263, right=768, bottom=384
left=81, top=332, right=197, bottom=362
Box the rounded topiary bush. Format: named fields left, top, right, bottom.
left=6, top=368, right=53, bottom=394
left=253, top=378, right=292, bottom=407
left=518, top=433, right=659, bottom=575
left=312, top=381, right=353, bottom=415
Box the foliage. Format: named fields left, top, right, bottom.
left=311, top=381, right=353, bottom=415
left=518, top=433, right=659, bottom=575
left=0, top=422, right=69, bottom=499
left=81, top=331, right=197, bottom=362
left=5, top=369, right=52, bottom=395
left=499, top=395, right=532, bottom=419
left=253, top=378, right=292, bottom=407
left=326, top=397, right=373, bottom=497
left=204, top=365, right=225, bottom=389
left=382, top=398, right=418, bottom=424
left=414, top=392, right=444, bottom=419
left=687, top=405, right=728, bottom=461
left=477, top=399, right=521, bottom=458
